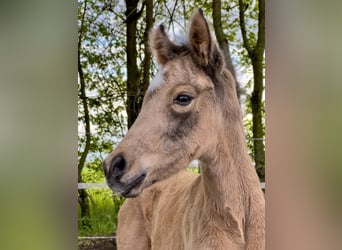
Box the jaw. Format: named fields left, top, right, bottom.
left=109, top=172, right=147, bottom=198
left=121, top=186, right=142, bottom=198
left=120, top=174, right=160, bottom=198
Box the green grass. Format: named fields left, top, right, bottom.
left=78, top=189, right=125, bottom=236
left=187, top=167, right=200, bottom=174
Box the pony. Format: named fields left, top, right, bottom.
left=103, top=9, right=265, bottom=250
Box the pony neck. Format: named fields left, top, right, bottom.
left=198, top=117, right=254, bottom=244
left=199, top=118, right=251, bottom=213
left=197, top=77, right=261, bottom=243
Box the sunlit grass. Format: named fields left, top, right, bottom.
left=187, top=167, right=200, bottom=174
left=78, top=189, right=125, bottom=236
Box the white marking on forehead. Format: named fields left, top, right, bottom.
left=148, top=66, right=167, bottom=93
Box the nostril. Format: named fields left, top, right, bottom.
left=113, top=155, right=125, bottom=171
left=110, top=155, right=126, bottom=177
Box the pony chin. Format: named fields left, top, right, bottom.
left=121, top=186, right=142, bottom=198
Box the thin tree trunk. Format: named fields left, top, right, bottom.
left=78, top=0, right=91, bottom=227
left=125, top=0, right=142, bottom=128
left=212, top=0, right=240, bottom=100
left=253, top=0, right=265, bottom=181
left=78, top=55, right=91, bottom=226
left=239, top=0, right=265, bottom=181
left=251, top=59, right=265, bottom=181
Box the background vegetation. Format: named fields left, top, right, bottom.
left=78, top=0, right=265, bottom=237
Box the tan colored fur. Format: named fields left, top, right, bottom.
left=104, top=9, right=265, bottom=249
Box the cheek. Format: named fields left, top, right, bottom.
left=164, top=111, right=199, bottom=143
left=194, top=110, right=219, bottom=144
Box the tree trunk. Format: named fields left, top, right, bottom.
left=239, top=0, right=265, bottom=181
left=78, top=45, right=91, bottom=227
left=78, top=0, right=91, bottom=227
left=125, top=0, right=141, bottom=128
left=251, top=58, right=265, bottom=181
left=212, top=0, right=240, bottom=100
left=253, top=0, right=265, bottom=181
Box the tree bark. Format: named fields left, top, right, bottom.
left=212, top=0, right=236, bottom=80
left=251, top=59, right=265, bottom=181
left=212, top=0, right=240, bottom=100
left=125, top=0, right=142, bottom=128
left=239, top=0, right=265, bottom=181
left=78, top=0, right=91, bottom=227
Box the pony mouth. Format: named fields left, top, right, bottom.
left=120, top=173, right=146, bottom=198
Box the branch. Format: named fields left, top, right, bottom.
left=226, top=3, right=239, bottom=12
left=168, top=0, right=179, bottom=31
left=238, top=0, right=253, bottom=56
left=78, top=0, right=88, bottom=47
left=103, top=1, right=126, bottom=22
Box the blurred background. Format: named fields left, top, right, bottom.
left=1, top=0, right=341, bottom=249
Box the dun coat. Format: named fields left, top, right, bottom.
left=103, top=9, right=265, bottom=250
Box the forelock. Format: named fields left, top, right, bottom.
left=148, top=66, right=166, bottom=93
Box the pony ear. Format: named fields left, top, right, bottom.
left=149, top=25, right=177, bottom=66
left=188, top=9, right=212, bottom=66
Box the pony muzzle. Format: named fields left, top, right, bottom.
left=103, top=154, right=147, bottom=197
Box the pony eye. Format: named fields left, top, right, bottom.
left=174, top=94, right=193, bottom=106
